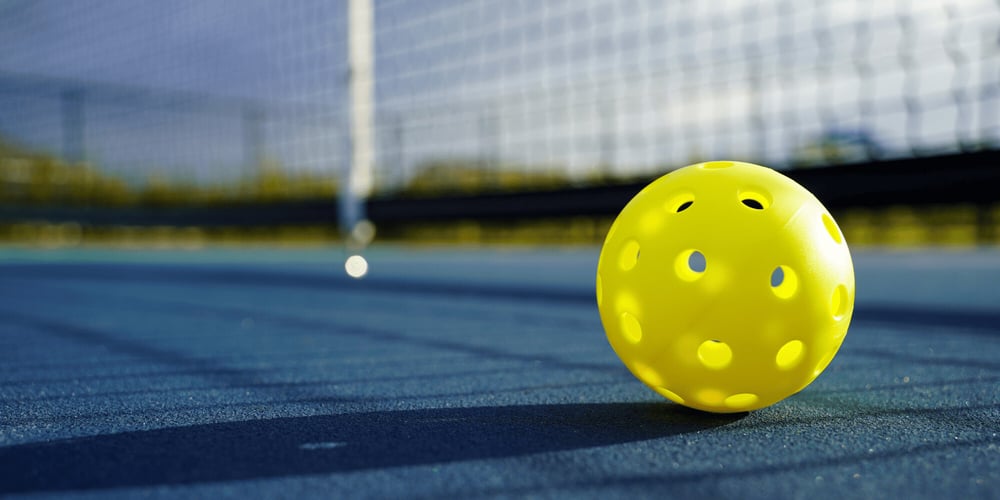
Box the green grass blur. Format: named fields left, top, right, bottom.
left=2, top=136, right=997, bottom=249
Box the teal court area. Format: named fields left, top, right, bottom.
left=0, top=247, right=997, bottom=498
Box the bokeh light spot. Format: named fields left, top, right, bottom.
left=345, top=254, right=369, bottom=278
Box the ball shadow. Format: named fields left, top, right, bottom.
left=0, top=402, right=742, bottom=493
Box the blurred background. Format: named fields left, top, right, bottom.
left=1, top=0, right=999, bottom=249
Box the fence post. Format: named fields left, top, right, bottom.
left=344, top=0, right=374, bottom=234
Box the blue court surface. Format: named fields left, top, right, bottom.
left=0, top=246, right=997, bottom=499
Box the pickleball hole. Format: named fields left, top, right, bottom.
left=675, top=249, right=706, bottom=281
left=688, top=251, right=706, bottom=272
left=665, top=192, right=696, bottom=213
left=619, top=240, right=640, bottom=271
left=770, top=265, right=798, bottom=299
left=697, top=340, right=732, bottom=369
left=632, top=361, right=663, bottom=386
left=696, top=388, right=726, bottom=406
left=814, top=350, right=836, bottom=376
left=724, top=393, right=759, bottom=409
left=738, top=190, right=771, bottom=210
left=831, top=284, right=849, bottom=319
left=775, top=340, right=805, bottom=369
left=655, top=387, right=685, bottom=404
left=823, top=213, right=843, bottom=244
left=701, top=161, right=734, bottom=169
left=620, top=312, right=643, bottom=343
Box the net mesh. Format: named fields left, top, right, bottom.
left=0, top=0, right=997, bottom=195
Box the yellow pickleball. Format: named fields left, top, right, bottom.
left=596, top=160, right=855, bottom=413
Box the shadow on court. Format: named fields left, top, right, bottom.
left=0, top=402, right=741, bottom=493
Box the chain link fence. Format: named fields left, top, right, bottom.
left=0, top=72, right=343, bottom=198
left=0, top=0, right=998, bottom=199
left=373, top=0, right=1000, bottom=193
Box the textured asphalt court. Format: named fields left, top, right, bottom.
left=0, top=246, right=997, bottom=499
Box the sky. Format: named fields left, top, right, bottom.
left=0, top=0, right=997, bottom=189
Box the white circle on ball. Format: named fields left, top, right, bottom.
left=345, top=254, right=369, bottom=278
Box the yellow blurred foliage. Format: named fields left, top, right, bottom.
left=402, top=160, right=569, bottom=196
left=0, top=145, right=338, bottom=207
